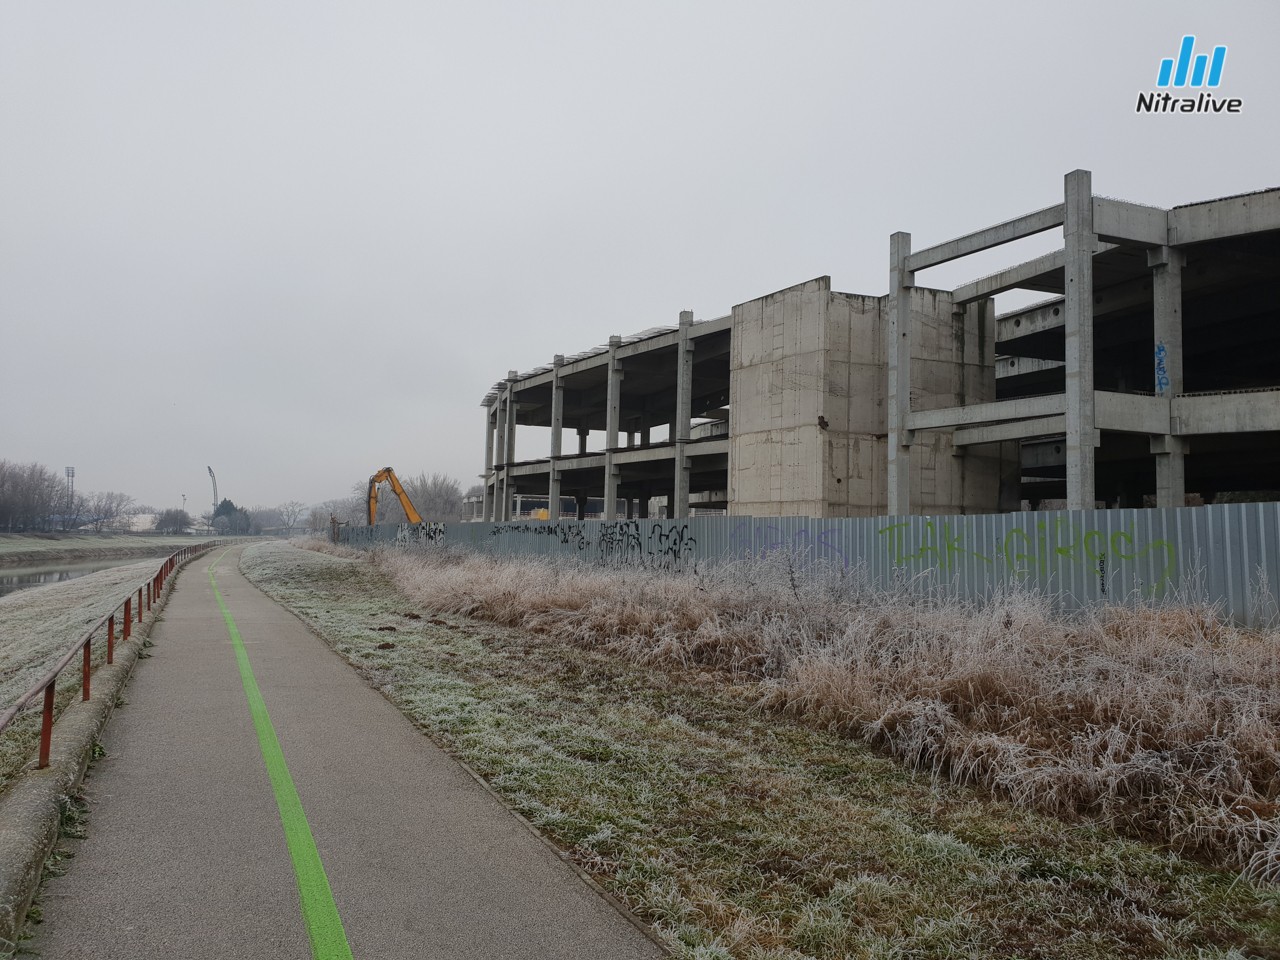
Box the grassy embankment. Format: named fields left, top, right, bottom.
left=241, top=540, right=1279, bottom=960
left=0, top=559, right=169, bottom=791
left=0, top=534, right=198, bottom=568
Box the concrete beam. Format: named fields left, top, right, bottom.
left=906, top=203, right=1065, bottom=272
left=954, top=249, right=1067, bottom=304
left=996, top=300, right=1067, bottom=346
left=511, top=454, right=606, bottom=477
left=1092, top=198, right=1169, bottom=247
left=1169, top=189, right=1280, bottom=246
left=953, top=240, right=1117, bottom=304
left=615, top=438, right=728, bottom=465
left=907, top=393, right=1066, bottom=430
left=1095, top=391, right=1171, bottom=434
left=996, top=254, right=1274, bottom=350
left=995, top=356, right=1064, bottom=379
left=501, top=313, right=733, bottom=395
left=953, top=415, right=1066, bottom=446
left=1173, top=390, right=1280, bottom=433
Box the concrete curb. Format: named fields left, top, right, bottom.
left=0, top=553, right=201, bottom=952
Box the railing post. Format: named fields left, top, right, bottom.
left=123, top=598, right=132, bottom=640
left=39, top=683, right=55, bottom=769
left=137, top=588, right=143, bottom=623
left=108, top=614, right=115, bottom=664
left=82, top=640, right=91, bottom=701
left=146, top=581, right=151, bottom=611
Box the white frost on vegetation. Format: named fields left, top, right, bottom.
left=0, top=559, right=164, bottom=709
left=361, top=543, right=1280, bottom=883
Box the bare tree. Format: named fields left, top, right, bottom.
left=85, top=491, right=136, bottom=533
left=0, top=461, right=68, bottom=532
left=401, top=472, right=464, bottom=522
left=306, top=507, right=330, bottom=535
left=325, top=494, right=365, bottom=526
left=278, top=500, right=306, bottom=535
left=247, top=506, right=283, bottom=535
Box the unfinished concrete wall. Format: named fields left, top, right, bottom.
left=729, top=280, right=1003, bottom=517
left=729, top=277, right=831, bottom=516
left=909, top=293, right=1003, bottom=515
left=823, top=291, right=887, bottom=516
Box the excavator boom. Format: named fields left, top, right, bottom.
left=367, top=467, right=424, bottom=525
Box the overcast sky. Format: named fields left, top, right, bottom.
left=2, top=1, right=1277, bottom=512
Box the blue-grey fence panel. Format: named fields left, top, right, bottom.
left=337, top=503, right=1280, bottom=625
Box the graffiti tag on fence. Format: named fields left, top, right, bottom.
left=877, top=517, right=1177, bottom=594
left=485, top=519, right=698, bottom=572
left=396, top=521, right=446, bottom=546
left=727, top=519, right=850, bottom=568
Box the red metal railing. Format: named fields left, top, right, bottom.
left=0, top=541, right=226, bottom=768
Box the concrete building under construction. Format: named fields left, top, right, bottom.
left=479, top=170, right=1280, bottom=521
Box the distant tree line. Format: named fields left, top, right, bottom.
left=0, top=460, right=136, bottom=533
left=191, top=498, right=309, bottom=537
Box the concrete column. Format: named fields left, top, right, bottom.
left=887, top=232, right=915, bottom=515
left=501, top=370, right=518, bottom=521
left=482, top=401, right=496, bottom=522
left=491, top=388, right=508, bottom=522
left=1063, top=169, right=1097, bottom=510
left=672, top=310, right=694, bottom=519
left=575, top=494, right=586, bottom=521
left=1150, top=246, right=1186, bottom=507
left=603, top=336, right=623, bottom=520
left=577, top=424, right=589, bottom=456
left=640, top=425, right=651, bottom=447
left=549, top=355, right=564, bottom=521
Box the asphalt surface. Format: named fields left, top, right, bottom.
left=25, top=546, right=664, bottom=959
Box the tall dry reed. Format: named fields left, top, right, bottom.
left=362, top=544, right=1280, bottom=881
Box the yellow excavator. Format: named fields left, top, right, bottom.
left=367, top=467, right=423, bottom=525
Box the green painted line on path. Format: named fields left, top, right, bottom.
left=208, top=548, right=354, bottom=960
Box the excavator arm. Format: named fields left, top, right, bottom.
left=367, top=467, right=424, bottom=525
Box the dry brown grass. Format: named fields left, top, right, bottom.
left=360, top=543, right=1280, bottom=883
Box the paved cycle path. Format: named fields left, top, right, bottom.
left=26, top=546, right=664, bottom=959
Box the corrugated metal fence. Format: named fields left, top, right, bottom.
left=340, top=504, right=1280, bottom=625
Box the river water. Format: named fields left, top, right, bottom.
left=0, top=558, right=154, bottom=598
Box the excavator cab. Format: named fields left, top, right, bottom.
left=367, top=467, right=423, bottom=525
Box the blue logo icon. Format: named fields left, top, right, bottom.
left=1157, top=35, right=1226, bottom=88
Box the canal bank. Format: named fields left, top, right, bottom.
left=0, top=558, right=163, bottom=599
left=0, top=535, right=205, bottom=572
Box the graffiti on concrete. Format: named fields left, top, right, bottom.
left=877, top=517, right=1178, bottom=594
left=1154, top=340, right=1170, bottom=396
